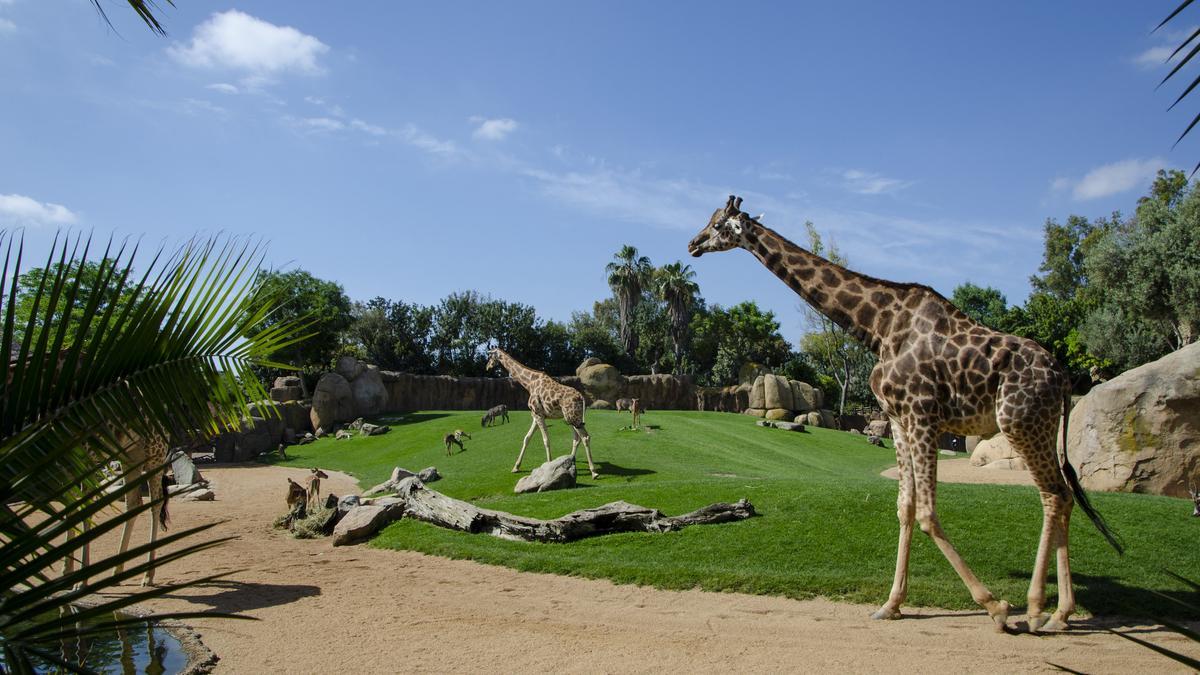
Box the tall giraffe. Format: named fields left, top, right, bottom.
left=486, top=347, right=599, bottom=479
left=11, top=350, right=172, bottom=587
left=688, top=195, right=1120, bottom=632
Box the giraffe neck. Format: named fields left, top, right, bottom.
left=740, top=224, right=906, bottom=353
left=495, top=350, right=540, bottom=388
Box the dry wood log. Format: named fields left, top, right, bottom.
left=391, top=476, right=755, bottom=543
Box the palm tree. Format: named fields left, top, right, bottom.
left=0, top=233, right=306, bottom=671
left=655, top=262, right=699, bottom=375
left=91, top=1, right=175, bottom=35
left=1158, top=1, right=1200, bottom=174
left=605, top=245, right=652, bottom=359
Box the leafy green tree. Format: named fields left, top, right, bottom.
left=799, top=222, right=877, bottom=414
left=12, top=260, right=136, bottom=348
left=655, top=262, right=700, bottom=375
left=241, top=269, right=353, bottom=380
left=605, top=245, right=653, bottom=358
left=348, top=297, right=435, bottom=373
left=950, top=282, right=1011, bottom=331
left=631, top=299, right=670, bottom=374
left=567, top=306, right=624, bottom=366
left=692, top=301, right=792, bottom=385
left=1, top=234, right=305, bottom=670
left=1080, top=170, right=1200, bottom=369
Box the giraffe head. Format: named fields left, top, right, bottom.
left=486, top=347, right=502, bottom=373
left=688, top=195, right=756, bottom=257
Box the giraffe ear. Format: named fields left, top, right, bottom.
left=755, top=213, right=765, bottom=221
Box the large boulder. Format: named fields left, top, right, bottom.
left=270, top=385, right=304, bottom=403
left=279, top=401, right=313, bottom=436
left=514, top=454, right=577, bottom=494
left=331, top=501, right=405, bottom=546
left=351, top=365, right=389, bottom=416
left=335, top=355, right=366, bottom=382
left=970, top=435, right=1028, bottom=471
left=575, top=357, right=603, bottom=376
left=232, top=417, right=275, bottom=461
left=744, top=408, right=767, bottom=418
left=1069, top=343, right=1200, bottom=497
left=310, top=372, right=355, bottom=431
left=749, top=377, right=767, bottom=410
left=577, top=362, right=621, bottom=403
left=169, top=450, right=202, bottom=486
left=867, top=420, right=892, bottom=439
left=790, top=380, right=817, bottom=413
left=812, top=387, right=825, bottom=411
left=765, top=408, right=793, bottom=421
left=761, top=375, right=794, bottom=411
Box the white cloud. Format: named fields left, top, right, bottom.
left=0, top=194, right=78, bottom=226
left=0, top=18, right=16, bottom=34
left=471, top=117, right=518, bottom=141
left=206, top=82, right=239, bottom=94
left=840, top=169, right=912, bottom=195
left=1134, top=27, right=1196, bottom=68
left=168, top=10, right=328, bottom=77
left=1054, top=157, right=1166, bottom=201
left=288, top=116, right=344, bottom=132
left=519, top=166, right=716, bottom=230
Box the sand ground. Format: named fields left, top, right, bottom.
left=85, top=464, right=1196, bottom=674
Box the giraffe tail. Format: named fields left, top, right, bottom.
left=159, top=473, right=171, bottom=530
left=1060, top=392, right=1122, bottom=555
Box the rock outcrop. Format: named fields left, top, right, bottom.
left=577, top=360, right=622, bottom=402
left=310, top=372, right=355, bottom=431
left=1069, top=343, right=1200, bottom=497
left=969, top=435, right=1028, bottom=471
left=514, top=454, right=577, bottom=494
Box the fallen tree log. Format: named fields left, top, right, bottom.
left=390, top=476, right=755, bottom=543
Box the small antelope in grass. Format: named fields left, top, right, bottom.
left=615, top=398, right=634, bottom=413
left=629, top=398, right=643, bottom=430
left=481, top=404, right=510, bottom=427
left=444, top=429, right=471, bottom=455
left=1189, top=477, right=1200, bottom=517
left=305, top=468, right=329, bottom=509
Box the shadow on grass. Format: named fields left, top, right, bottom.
left=594, top=461, right=655, bottom=477
left=371, top=412, right=452, bottom=426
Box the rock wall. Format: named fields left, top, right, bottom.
left=381, top=371, right=530, bottom=411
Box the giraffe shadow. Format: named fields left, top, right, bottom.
left=1001, top=569, right=1200, bottom=622
left=157, top=579, right=321, bottom=612
left=593, top=461, right=655, bottom=478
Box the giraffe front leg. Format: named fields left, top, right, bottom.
left=112, top=487, right=141, bottom=582
left=1025, top=492, right=1058, bottom=633
left=1043, top=498, right=1076, bottom=632
left=577, top=426, right=598, bottom=479
left=873, top=420, right=913, bottom=621
left=514, top=417, right=539, bottom=471
left=142, top=470, right=165, bottom=587
left=909, top=425, right=1009, bottom=631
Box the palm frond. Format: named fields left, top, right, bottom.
left=0, top=230, right=307, bottom=667
left=1157, top=1, right=1200, bottom=174
left=89, top=0, right=175, bottom=36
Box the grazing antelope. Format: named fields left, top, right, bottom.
left=284, top=477, right=308, bottom=529
left=481, top=404, right=510, bottom=427
left=444, top=429, right=471, bottom=455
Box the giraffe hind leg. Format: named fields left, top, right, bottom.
left=514, top=417, right=539, bottom=471
left=873, top=420, right=914, bottom=620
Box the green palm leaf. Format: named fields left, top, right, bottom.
left=0, top=231, right=306, bottom=671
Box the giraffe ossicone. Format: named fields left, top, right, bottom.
left=688, top=194, right=1122, bottom=632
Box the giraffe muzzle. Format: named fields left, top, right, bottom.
left=687, top=233, right=709, bottom=257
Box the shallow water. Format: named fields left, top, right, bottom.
left=1, top=608, right=188, bottom=674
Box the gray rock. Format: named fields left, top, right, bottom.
left=296, top=433, right=316, bottom=445
left=762, top=374, right=794, bottom=411
left=790, top=380, right=817, bottom=413
left=335, top=355, right=366, bottom=382
left=848, top=428, right=863, bottom=435
left=1070, top=342, right=1200, bottom=497
left=337, top=494, right=361, bottom=515
left=360, top=423, right=390, bottom=436
left=335, top=429, right=353, bottom=440
left=756, top=419, right=774, bottom=428
left=417, top=467, right=441, bottom=483
left=773, top=421, right=805, bottom=432
left=867, top=420, right=892, bottom=439
left=332, top=504, right=400, bottom=546
left=970, top=435, right=1027, bottom=471
left=351, top=365, right=389, bottom=417
left=514, top=454, right=577, bottom=494
left=270, top=385, right=304, bottom=403
left=868, top=435, right=885, bottom=447
left=179, top=487, right=215, bottom=501
left=273, top=375, right=303, bottom=389
left=169, top=450, right=202, bottom=486
left=310, top=372, right=355, bottom=431
left=349, top=417, right=365, bottom=432
left=233, top=418, right=275, bottom=461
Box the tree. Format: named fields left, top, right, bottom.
left=605, top=245, right=653, bottom=358
left=950, top=282, right=1011, bottom=331
left=1, top=234, right=305, bottom=669
left=11, top=260, right=137, bottom=347
left=241, top=269, right=353, bottom=379
left=655, top=262, right=700, bottom=375
left=799, top=222, right=876, bottom=414
left=1080, top=169, right=1200, bottom=369
left=692, top=301, right=792, bottom=385
left=347, top=297, right=435, bottom=373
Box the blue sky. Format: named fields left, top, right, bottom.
left=0, top=2, right=1191, bottom=343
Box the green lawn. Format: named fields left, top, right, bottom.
left=271, top=409, right=1200, bottom=618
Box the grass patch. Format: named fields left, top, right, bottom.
left=273, top=409, right=1200, bottom=618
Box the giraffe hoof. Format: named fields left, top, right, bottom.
left=990, top=600, right=1011, bottom=632
left=1041, top=614, right=1070, bottom=632
left=591, top=472, right=600, bottom=479
left=870, top=606, right=902, bottom=620
left=511, top=467, right=521, bottom=473
left=1027, top=613, right=1049, bottom=634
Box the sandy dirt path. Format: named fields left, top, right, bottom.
left=88, top=465, right=1195, bottom=674
left=882, top=457, right=1037, bottom=486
